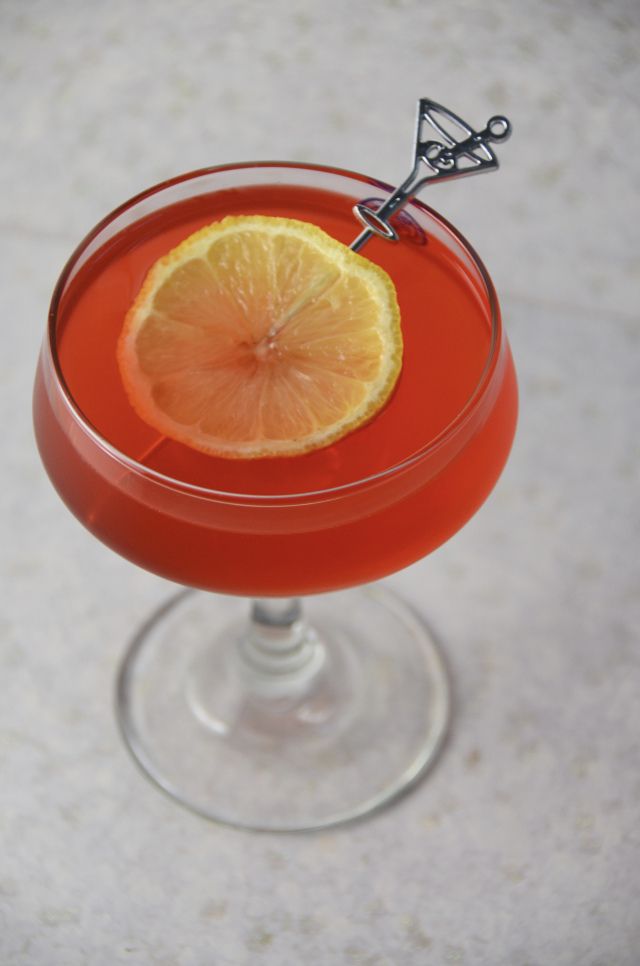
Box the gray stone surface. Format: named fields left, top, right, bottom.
left=1, top=1, right=639, bottom=963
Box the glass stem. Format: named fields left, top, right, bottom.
left=236, top=598, right=326, bottom=701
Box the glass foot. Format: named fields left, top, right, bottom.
left=116, top=585, right=450, bottom=831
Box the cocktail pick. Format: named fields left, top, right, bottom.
left=350, top=98, right=512, bottom=252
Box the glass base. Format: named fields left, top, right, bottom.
left=116, top=585, right=450, bottom=831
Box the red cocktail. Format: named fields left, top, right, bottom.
left=34, top=163, right=517, bottom=829
left=35, top=168, right=516, bottom=596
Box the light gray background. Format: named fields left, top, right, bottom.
left=2, top=1, right=639, bottom=964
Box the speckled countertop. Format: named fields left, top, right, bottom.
left=2, top=1, right=639, bottom=964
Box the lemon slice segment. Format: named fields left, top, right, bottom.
left=118, top=215, right=402, bottom=458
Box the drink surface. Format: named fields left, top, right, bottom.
left=35, top=175, right=517, bottom=595
left=56, top=185, right=492, bottom=495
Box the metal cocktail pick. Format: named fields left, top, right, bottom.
left=350, top=98, right=512, bottom=253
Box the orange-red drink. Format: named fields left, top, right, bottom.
left=34, top=164, right=517, bottom=596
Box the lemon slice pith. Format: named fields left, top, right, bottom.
left=118, top=215, right=402, bottom=459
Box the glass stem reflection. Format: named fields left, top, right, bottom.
left=236, top=598, right=327, bottom=701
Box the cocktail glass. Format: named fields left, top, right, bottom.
left=33, top=162, right=517, bottom=830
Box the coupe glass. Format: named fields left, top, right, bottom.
left=33, top=163, right=517, bottom=831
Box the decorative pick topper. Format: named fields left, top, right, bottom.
left=351, top=98, right=512, bottom=252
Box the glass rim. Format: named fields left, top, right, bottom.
left=47, top=160, right=503, bottom=504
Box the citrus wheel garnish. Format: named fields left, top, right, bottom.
left=118, top=215, right=402, bottom=459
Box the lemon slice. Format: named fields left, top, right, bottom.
left=118, top=215, right=402, bottom=458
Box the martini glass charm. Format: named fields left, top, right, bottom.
left=351, top=98, right=512, bottom=251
